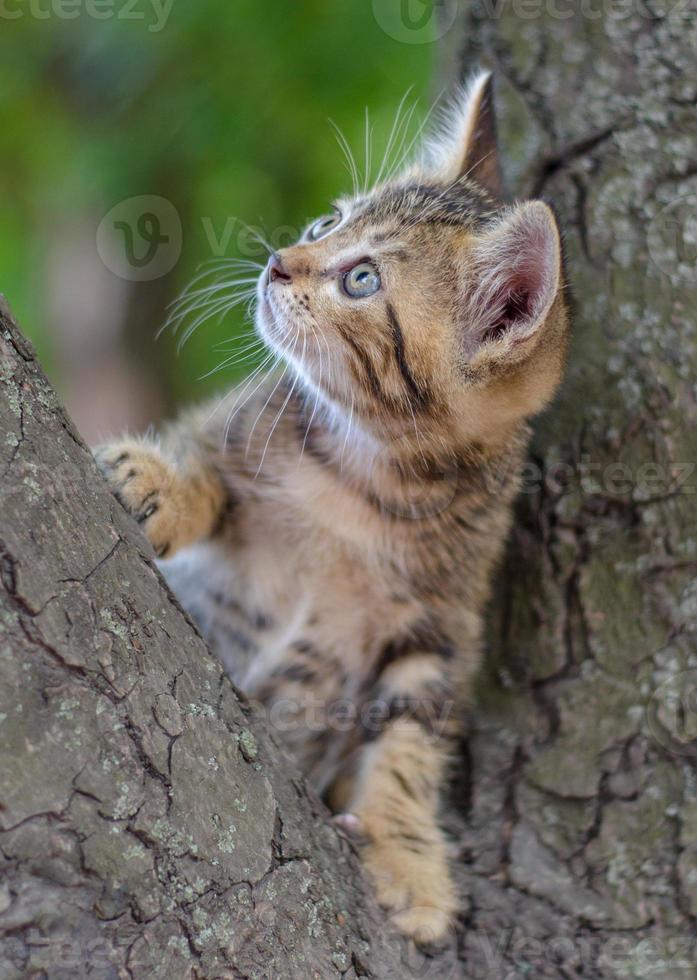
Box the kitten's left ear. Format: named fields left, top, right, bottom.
left=426, top=71, right=503, bottom=197
left=462, top=200, right=563, bottom=362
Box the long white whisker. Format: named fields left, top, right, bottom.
left=375, top=87, right=414, bottom=187
left=167, top=286, right=259, bottom=329
left=364, top=107, right=374, bottom=193
left=389, top=88, right=445, bottom=180
left=198, top=257, right=264, bottom=272
left=200, top=341, right=267, bottom=379
left=220, top=349, right=279, bottom=448
left=340, top=390, right=355, bottom=473
left=255, top=329, right=306, bottom=479
left=204, top=348, right=275, bottom=430
left=214, top=328, right=257, bottom=351
left=175, top=292, right=258, bottom=349
left=388, top=100, right=419, bottom=178
left=170, top=277, right=260, bottom=308
left=329, top=119, right=360, bottom=197
left=244, top=327, right=298, bottom=460
left=299, top=321, right=326, bottom=465
left=238, top=219, right=275, bottom=258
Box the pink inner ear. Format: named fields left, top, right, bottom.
left=471, top=208, right=558, bottom=351
left=481, top=276, right=536, bottom=345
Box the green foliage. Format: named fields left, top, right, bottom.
left=0, top=1, right=433, bottom=403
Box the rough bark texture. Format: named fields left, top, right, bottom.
left=2, top=6, right=697, bottom=976
left=437, top=1, right=697, bottom=976
left=0, top=300, right=442, bottom=979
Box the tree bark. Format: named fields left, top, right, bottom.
left=436, top=1, right=697, bottom=977
left=2, top=5, right=697, bottom=975
left=0, top=301, right=438, bottom=979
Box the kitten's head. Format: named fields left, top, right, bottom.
left=257, top=73, right=569, bottom=452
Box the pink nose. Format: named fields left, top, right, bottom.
left=267, top=253, right=292, bottom=285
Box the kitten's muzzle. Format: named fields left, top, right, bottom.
left=266, top=253, right=292, bottom=286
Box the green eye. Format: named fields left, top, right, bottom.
left=343, top=261, right=381, bottom=299
left=309, top=210, right=341, bottom=240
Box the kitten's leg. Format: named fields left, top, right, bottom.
left=95, top=437, right=226, bottom=558
left=348, top=654, right=459, bottom=944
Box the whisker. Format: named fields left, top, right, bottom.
left=245, top=329, right=299, bottom=462
left=374, top=87, right=415, bottom=187
left=204, top=349, right=275, bottom=427
left=388, top=100, right=419, bottom=179
left=329, top=119, right=360, bottom=197
left=255, top=329, right=306, bottom=479
left=340, top=390, right=355, bottom=473
left=389, top=88, right=445, bottom=180
left=364, top=106, right=374, bottom=194
left=214, top=328, right=257, bottom=351
left=299, top=322, right=325, bottom=465
left=200, top=340, right=267, bottom=379
left=219, top=313, right=292, bottom=440
left=197, top=257, right=264, bottom=271
left=167, top=285, right=259, bottom=326
left=220, top=349, right=279, bottom=447
left=237, top=219, right=275, bottom=258
left=175, top=291, right=258, bottom=349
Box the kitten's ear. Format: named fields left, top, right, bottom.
left=462, top=200, right=562, bottom=362
left=426, top=71, right=503, bottom=197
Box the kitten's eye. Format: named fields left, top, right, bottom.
left=309, top=210, right=341, bottom=240
left=342, top=261, right=381, bottom=299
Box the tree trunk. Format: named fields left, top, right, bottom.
left=437, top=1, right=697, bottom=977
left=2, top=5, right=697, bottom=975
left=0, top=301, right=430, bottom=979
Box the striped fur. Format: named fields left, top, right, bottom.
left=96, top=73, right=569, bottom=944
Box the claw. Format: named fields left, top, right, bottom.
left=332, top=812, right=363, bottom=836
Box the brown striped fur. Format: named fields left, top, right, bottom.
left=96, top=73, right=569, bottom=943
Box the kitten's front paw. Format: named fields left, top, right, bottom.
left=95, top=439, right=183, bottom=558
left=362, top=838, right=456, bottom=946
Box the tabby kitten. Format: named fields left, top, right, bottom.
left=96, top=73, right=569, bottom=943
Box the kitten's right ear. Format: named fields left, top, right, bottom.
left=425, top=71, right=503, bottom=198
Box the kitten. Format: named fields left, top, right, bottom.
left=96, top=73, right=569, bottom=944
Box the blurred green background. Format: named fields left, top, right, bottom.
left=0, top=0, right=434, bottom=440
